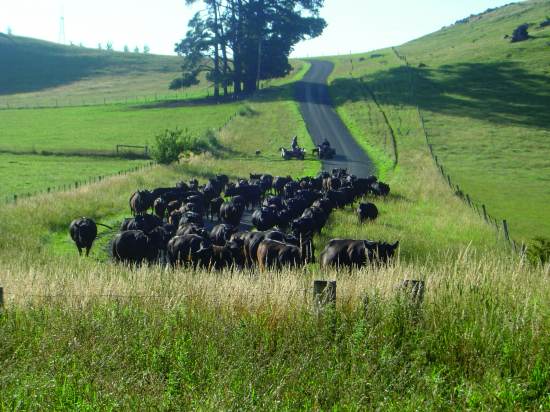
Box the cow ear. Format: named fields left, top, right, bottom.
left=392, top=241, right=400, bottom=249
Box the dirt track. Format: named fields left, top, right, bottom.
left=295, top=60, right=375, bottom=177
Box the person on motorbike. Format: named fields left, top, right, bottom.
left=291, top=136, right=299, bottom=151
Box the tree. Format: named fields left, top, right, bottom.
left=124, top=45, right=129, bottom=53
left=134, top=46, right=140, bottom=53
left=106, top=41, right=113, bottom=51
left=143, top=45, right=150, bottom=54
left=173, top=0, right=326, bottom=97
left=7, top=26, right=12, bottom=36
left=98, top=43, right=102, bottom=50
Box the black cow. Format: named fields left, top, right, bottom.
left=252, top=207, right=278, bottom=231
left=120, top=214, right=163, bottom=233
left=179, top=211, right=204, bottom=227
left=320, top=239, right=399, bottom=268
left=111, top=230, right=159, bottom=264
left=357, top=202, right=378, bottom=222
left=69, top=217, right=97, bottom=256
left=371, top=181, right=390, bottom=197
left=176, top=223, right=209, bottom=239
left=129, top=190, right=153, bottom=216
left=167, top=234, right=212, bottom=268
left=210, top=223, right=237, bottom=246
left=153, top=197, right=167, bottom=219
left=209, top=197, right=224, bottom=221
left=273, top=176, right=292, bottom=196
left=220, top=201, right=244, bottom=227
left=211, top=241, right=245, bottom=270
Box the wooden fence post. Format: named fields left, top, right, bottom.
left=466, top=194, right=472, bottom=208
left=313, top=280, right=336, bottom=313
left=0, top=286, right=4, bottom=309
left=482, top=204, right=488, bottom=222
left=447, top=174, right=452, bottom=187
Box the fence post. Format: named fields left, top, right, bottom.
left=0, top=286, right=3, bottom=309
left=447, top=174, right=452, bottom=187
left=503, top=220, right=510, bottom=243
left=465, top=194, right=472, bottom=207
left=482, top=204, right=488, bottom=222
left=313, top=280, right=336, bottom=314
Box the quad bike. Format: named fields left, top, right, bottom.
left=280, top=146, right=306, bottom=160
left=312, top=143, right=336, bottom=160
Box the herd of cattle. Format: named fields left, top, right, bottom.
left=69, top=168, right=399, bottom=270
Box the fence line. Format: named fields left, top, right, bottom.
left=391, top=47, right=522, bottom=253
left=1, top=161, right=154, bottom=205
left=0, top=93, right=180, bottom=111
left=348, top=60, right=399, bottom=168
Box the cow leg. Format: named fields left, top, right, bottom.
left=85, top=247, right=91, bottom=257
left=77, top=246, right=82, bottom=256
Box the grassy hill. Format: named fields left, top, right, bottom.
left=0, top=34, right=205, bottom=107
left=327, top=0, right=550, bottom=243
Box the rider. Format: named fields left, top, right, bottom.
left=291, top=135, right=299, bottom=151
left=321, top=138, right=330, bottom=148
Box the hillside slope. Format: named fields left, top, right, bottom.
left=0, top=34, right=198, bottom=106
left=329, top=0, right=550, bottom=242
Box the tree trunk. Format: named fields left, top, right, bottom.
left=233, top=0, right=243, bottom=95
left=213, top=2, right=221, bottom=99
left=216, top=2, right=229, bottom=96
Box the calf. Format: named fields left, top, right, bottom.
left=357, top=202, right=379, bottom=222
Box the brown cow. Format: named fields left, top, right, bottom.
left=256, top=239, right=303, bottom=271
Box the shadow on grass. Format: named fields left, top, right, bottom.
left=329, top=61, right=550, bottom=129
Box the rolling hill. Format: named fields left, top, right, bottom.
left=328, top=0, right=550, bottom=242
left=0, top=34, right=204, bottom=106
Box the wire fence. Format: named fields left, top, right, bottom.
left=0, top=107, right=242, bottom=205
left=391, top=47, right=523, bottom=253
left=0, top=92, right=198, bottom=110
left=1, top=161, right=156, bottom=205
left=348, top=58, right=399, bottom=168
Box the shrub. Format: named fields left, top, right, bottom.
left=150, top=128, right=193, bottom=164
left=527, top=237, right=550, bottom=265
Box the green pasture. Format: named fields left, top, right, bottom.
left=0, top=153, right=149, bottom=202
left=0, top=103, right=241, bottom=154
left=326, top=0, right=550, bottom=241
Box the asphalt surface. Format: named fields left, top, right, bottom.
left=295, top=60, right=375, bottom=177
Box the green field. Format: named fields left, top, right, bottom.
left=325, top=0, right=550, bottom=242
left=0, top=103, right=240, bottom=153
left=0, top=3, right=549, bottom=409
left=0, top=153, right=151, bottom=202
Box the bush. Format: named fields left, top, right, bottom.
left=527, top=237, right=550, bottom=265
left=150, top=128, right=193, bottom=164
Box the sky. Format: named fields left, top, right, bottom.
left=0, top=0, right=520, bottom=57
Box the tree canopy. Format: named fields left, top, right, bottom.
left=172, top=0, right=326, bottom=96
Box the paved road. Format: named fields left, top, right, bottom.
left=295, top=60, right=375, bottom=177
